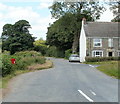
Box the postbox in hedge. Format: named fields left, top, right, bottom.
left=11, top=58, right=16, bottom=64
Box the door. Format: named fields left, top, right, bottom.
left=108, top=52, right=113, bottom=57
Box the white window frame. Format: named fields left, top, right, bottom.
left=118, top=51, right=120, bottom=57
left=93, top=38, right=102, bottom=47
left=119, top=38, right=120, bottom=47
left=92, top=50, right=103, bottom=57
left=108, top=38, right=113, bottom=47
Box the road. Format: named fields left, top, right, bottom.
left=3, top=58, right=118, bottom=102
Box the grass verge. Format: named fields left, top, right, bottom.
left=85, top=61, right=119, bottom=79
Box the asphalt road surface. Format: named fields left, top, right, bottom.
left=3, top=58, right=118, bottom=102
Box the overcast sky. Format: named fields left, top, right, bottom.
left=0, top=1, right=114, bottom=40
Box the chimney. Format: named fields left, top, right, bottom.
left=82, top=18, right=86, bottom=25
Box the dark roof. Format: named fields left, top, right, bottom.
left=84, top=22, right=119, bottom=37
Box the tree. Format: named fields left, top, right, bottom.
left=109, top=1, right=120, bottom=22
left=2, top=20, right=35, bottom=55
left=49, top=1, right=105, bottom=53
left=47, top=13, right=77, bottom=51
left=34, top=38, right=47, bottom=55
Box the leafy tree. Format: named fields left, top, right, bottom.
left=34, top=38, right=47, bottom=55
left=48, top=1, right=105, bottom=53
left=2, top=20, right=35, bottom=55
left=47, top=13, right=76, bottom=51
left=109, top=1, right=120, bottom=22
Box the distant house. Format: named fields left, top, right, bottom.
left=79, top=18, right=119, bottom=62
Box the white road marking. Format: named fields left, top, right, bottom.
left=78, top=90, right=94, bottom=102
left=90, top=90, right=96, bottom=96
left=89, top=65, right=94, bottom=68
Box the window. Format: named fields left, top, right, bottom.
left=92, top=50, right=103, bottom=57
left=108, top=38, right=113, bottom=47
left=93, top=39, right=102, bottom=47
left=119, top=38, right=120, bottom=47
left=118, top=51, right=120, bottom=57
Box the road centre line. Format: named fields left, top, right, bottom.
left=90, top=90, right=96, bottom=96
left=78, top=90, right=94, bottom=102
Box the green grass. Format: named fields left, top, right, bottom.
left=85, top=61, right=119, bottom=79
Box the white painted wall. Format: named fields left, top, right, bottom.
left=79, top=19, right=86, bottom=62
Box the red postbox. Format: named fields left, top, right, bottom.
left=11, top=58, right=16, bottom=64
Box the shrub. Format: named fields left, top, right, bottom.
left=14, top=51, right=42, bottom=57
left=46, top=46, right=65, bottom=58
left=85, top=57, right=120, bottom=62
left=34, top=45, right=47, bottom=55
left=2, top=51, right=46, bottom=77
left=21, top=56, right=45, bottom=66
left=65, top=49, right=72, bottom=59
left=46, top=46, right=57, bottom=57
left=2, top=55, right=21, bottom=77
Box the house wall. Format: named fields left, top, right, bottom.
left=79, top=19, right=86, bottom=62
left=86, top=37, right=120, bottom=57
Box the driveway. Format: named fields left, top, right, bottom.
left=3, top=58, right=118, bottom=102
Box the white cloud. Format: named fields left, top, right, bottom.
left=0, top=3, right=56, bottom=40
left=97, top=5, right=114, bottom=22
left=39, top=2, right=53, bottom=9
left=0, top=0, right=54, bottom=2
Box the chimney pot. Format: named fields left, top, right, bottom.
left=82, top=18, right=86, bottom=24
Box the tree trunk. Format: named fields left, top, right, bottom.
left=72, top=32, right=80, bottom=53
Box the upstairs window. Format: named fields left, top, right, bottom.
left=108, top=38, right=113, bottom=47
left=93, top=39, right=102, bottom=47
left=119, top=38, right=120, bottom=47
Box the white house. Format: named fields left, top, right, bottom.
left=79, top=18, right=119, bottom=62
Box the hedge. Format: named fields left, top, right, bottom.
left=14, top=51, right=42, bottom=57
left=2, top=51, right=46, bottom=77
left=65, top=49, right=72, bottom=59
left=85, top=57, right=120, bottom=62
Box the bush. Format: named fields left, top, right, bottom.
left=2, top=55, right=21, bottom=77
left=65, top=49, right=72, bottom=59
left=46, top=46, right=65, bottom=58
left=85, top=57, right=120, bottom=62
left=21, top=56, right=45, bottom=66
left=2, top=51, right=46, bottom=77
left=14, top=51, right=42, bottom=57
left=34, top=45, right=47, bottom=55
left=46, top=46, right=57, bottom=57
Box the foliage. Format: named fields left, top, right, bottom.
left=111, top=15, right=120, bottom=22
left=109, top=2, right=120, bottom=22
left=49, top=1, right=105, bottom=20
left=1, top=20, right=35, bottom=55
left=2, top=55, right=20, bottom=77
left=85, top=57, right=120, bottom=62
left=48, top=1, right=105, bottom=53
left=46, top=46, right=64, bottom=58
left=65, top=49, right=72, bottom=59
left=14, top=51, right=42, bottom=57
left=2, top=51, right=46, bottom=77
left=46, top=13, right=75, bottom=51
left=0, top=38, right=2, bottom=53
left=34, top=38, right=47, bottom=55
